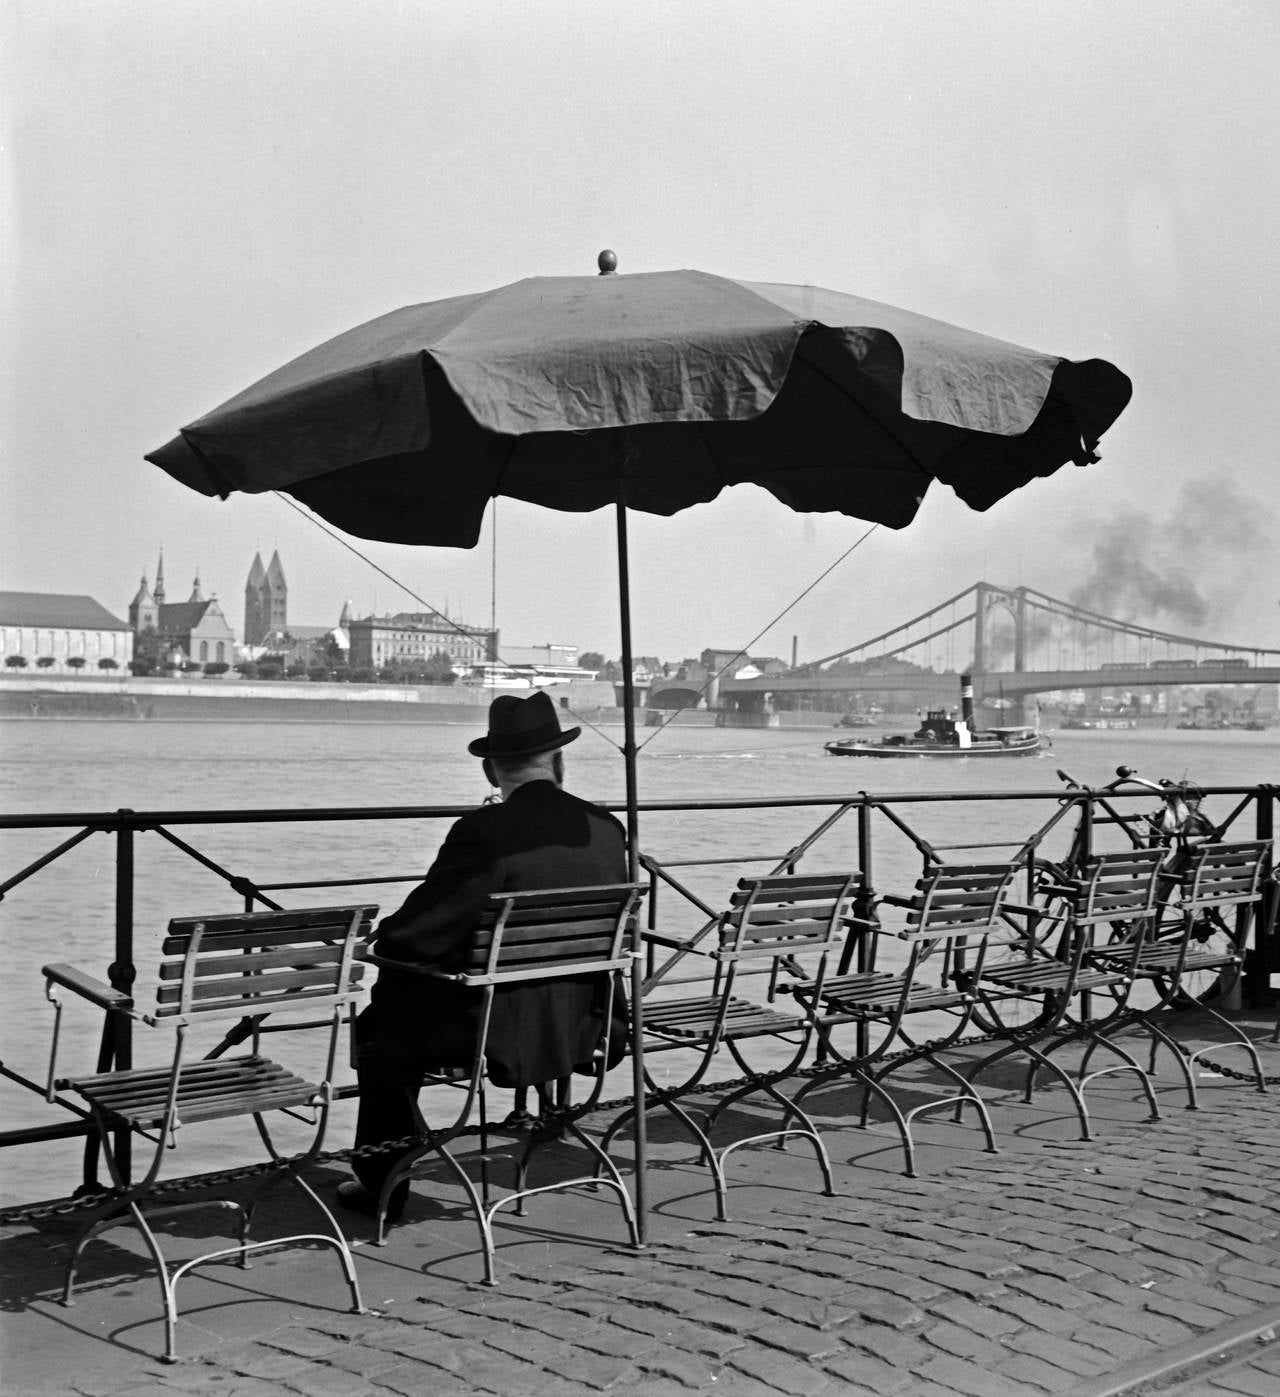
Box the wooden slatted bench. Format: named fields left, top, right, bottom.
left=42, top=903, right=376, bottom=1362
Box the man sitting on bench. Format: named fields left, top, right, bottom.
left=338, top=690, right=628, bottom=1220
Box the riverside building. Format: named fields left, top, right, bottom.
left=347, top=611, right=498, bottom=673
left=0, top=591, right=135, bottom=672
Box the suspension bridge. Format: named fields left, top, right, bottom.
left=695, top=581, right=1280, bottom=713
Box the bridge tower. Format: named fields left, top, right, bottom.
left=972, top=583, right=1028, bottom=676
left=973, top=582, right=988, bottom=674
left=972, top=583, right=1028, bottom=675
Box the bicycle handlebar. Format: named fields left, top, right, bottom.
left=1055, top=765, right=1168, bottom=797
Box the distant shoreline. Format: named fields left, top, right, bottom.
left=0, top=678, right=836, bottom=729
left=0, top=681, right=604, bottom=725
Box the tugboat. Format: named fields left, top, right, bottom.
left=825, top=675, right=1043, bottom=758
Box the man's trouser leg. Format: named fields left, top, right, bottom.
left=352, top=1005, right=419, bottom=1216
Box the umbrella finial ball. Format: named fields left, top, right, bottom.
left=597, top=249, right=618, bottom=275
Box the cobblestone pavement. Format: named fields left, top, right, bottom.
left=5, top=1019, right=1280, bottom=1396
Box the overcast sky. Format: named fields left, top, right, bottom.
left=4, top=1, right=1278, bottom=666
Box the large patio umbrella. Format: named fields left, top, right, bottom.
left=147, top=256, right=1132, bottom=865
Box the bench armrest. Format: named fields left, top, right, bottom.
left=42, top=963, right=133, bottom=1012
left=1031, top=882, right=1079, bottom=900
left=359, top=950, right=453, bottom=977
left=1001, top=900, right=1068, bottom=919
left=641, top=930, right=709, bottom=953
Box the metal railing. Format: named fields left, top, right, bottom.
left=3, top=781, right=1277, bottom=1185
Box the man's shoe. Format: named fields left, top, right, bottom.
left=335, top=1178, right=405, bottom=1223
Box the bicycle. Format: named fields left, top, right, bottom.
left=964, top=765, right=1239, bottom=1035
left=1050, top=766, right=1248, bottom=1005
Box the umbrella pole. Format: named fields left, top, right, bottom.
left=615, top=496, right=647, bottom=1243
left=615, top=500, right=640, bottom=878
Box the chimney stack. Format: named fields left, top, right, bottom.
left=960, top=674, right=975, bottom=726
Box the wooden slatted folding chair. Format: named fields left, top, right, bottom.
left=1087, top=840, right=1271, bottom=1107
left=600, top=872, right=861, bottom=1221
left=787, top=863, right=1018, bottom=1177
left=361, top=883, right=645, bottom=1283
left=964, top=848, right=1165, bottom=1137
left=42, top=903, right=376, bottom=1363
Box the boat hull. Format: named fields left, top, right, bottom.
left=825, top=737, right=1043, bottom=758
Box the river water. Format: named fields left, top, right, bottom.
left=2, top=716, right=1276, bottom=1204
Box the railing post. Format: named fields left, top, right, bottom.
left=1078, top=795, right=1096, bottom=1022
left=645, top=862, right=658, bottom=978
left=1248, top=787, right=1277, bottom=1006
left=853, top=799, right=873, bottom=1058
left=854, top=799, right=873, bottom=958
left=105, top=812, right=137, bottom=1182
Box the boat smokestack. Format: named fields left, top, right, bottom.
left=960, top=674, right=975, bottom=726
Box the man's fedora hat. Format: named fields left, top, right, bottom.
left=467, top=690, right=581, bottom=758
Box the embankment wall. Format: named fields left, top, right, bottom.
left=0, top=676, right=613, bottom=724
left=0, top=678, right=844, bottom=728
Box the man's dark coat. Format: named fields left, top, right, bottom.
left=364, top=778, right=628, bottom=1088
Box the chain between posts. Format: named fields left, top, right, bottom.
left=8, top=1010, right=1278, bottom=1229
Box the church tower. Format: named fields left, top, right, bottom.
left=189, top=572, right=204, bottom=603
left=129, top=572, right=158, bottom=633
left=265, top=551, right=288, bottom=636
left=244, top=552, right=268, bottom=645
left=153, top=549, right=166, bottom=607
left=244, top=551, right=288, bottom=645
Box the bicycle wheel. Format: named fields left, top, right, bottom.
left=1151, top=910, right=1238, bottom=1004
left=962, top=883, right=1065, bottom=1035
left=1093, top=918, right=1157, bottom=1010
left=967, top=975, right=1059, bottom=1035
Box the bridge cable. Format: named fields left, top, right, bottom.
left=270, top=491, right=622, bottom=749
left=637, top=523, right=880, bottom=752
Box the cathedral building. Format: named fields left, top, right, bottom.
left=241, top=552, right=350, bottom=668
left=244, top=551, right=287, bottom=647
left=129, top=551, right=236, bottom=667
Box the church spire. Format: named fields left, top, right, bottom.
left=265, top=550, right=287, bottom=635
left=130, top=570, right=157, bottom=633
left=154, top=549, right=166, bottom=607
left=189, top=572, right=204, bottom=603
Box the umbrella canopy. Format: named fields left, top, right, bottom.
left=147, top=266, right=1131, bottom=547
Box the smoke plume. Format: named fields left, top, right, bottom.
left=1068, top=480, right=1272, bottom=630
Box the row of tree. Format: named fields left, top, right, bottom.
left=4, top=649, right=461, bottom=683
left=121, top=653, right=463, bottom=684
left=5, top=656, right=120, bottom=670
